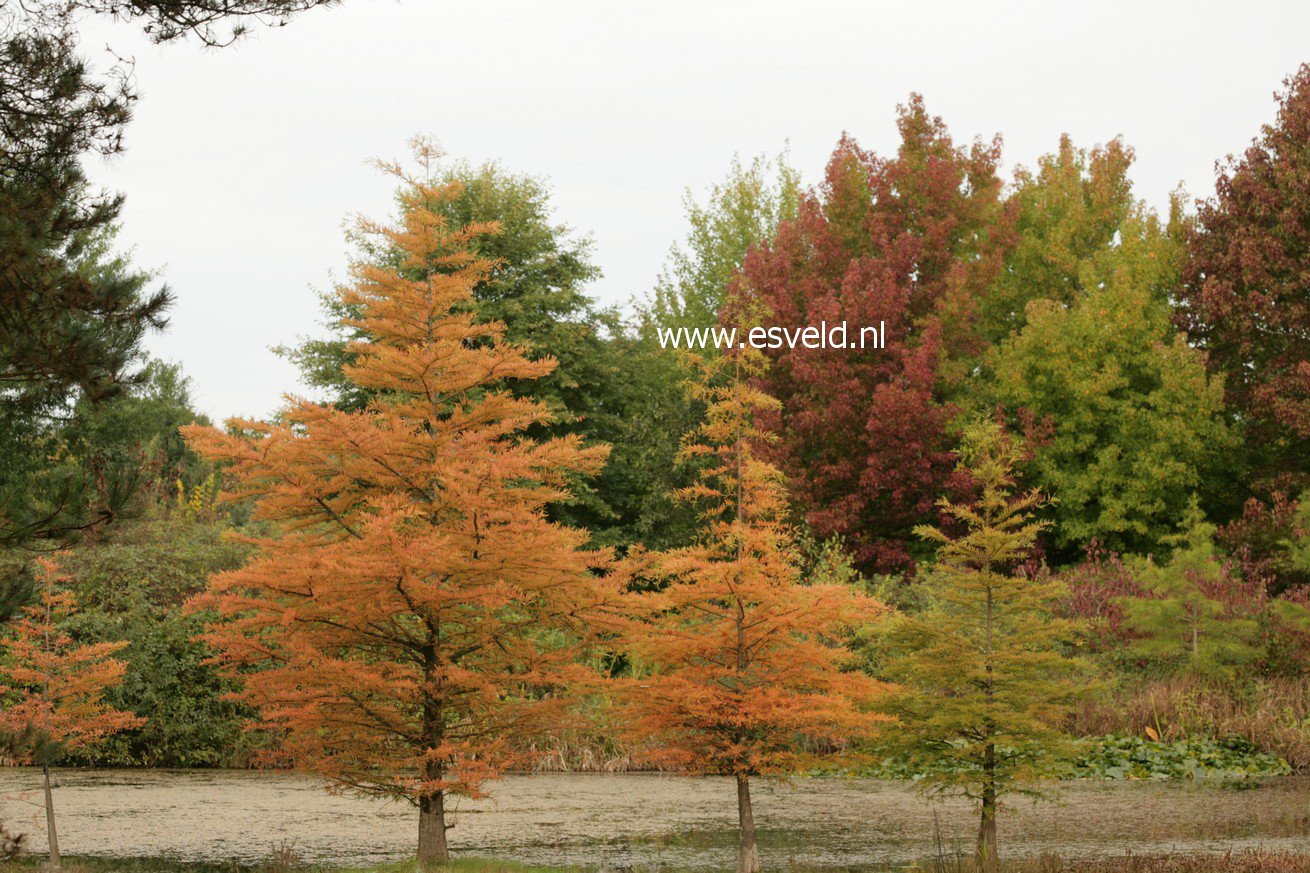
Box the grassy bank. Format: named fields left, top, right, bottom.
left=523, top=677, right=1310, bottom=778
left=1072, top=677, right=1310, bottom=772
left=9, top=852, right=1310, bottom=873
left=0, top=858, right=572, bottom=873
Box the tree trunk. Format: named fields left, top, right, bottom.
left=976, top=743, right=998, bottom=873
left=42, top=763, right=60, bottom=870
left=417, top=791, right=449, bottom=867
left=736, top=773, right=761, bottom=873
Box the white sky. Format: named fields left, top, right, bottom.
left=77, top=0, right=1310, bottom=422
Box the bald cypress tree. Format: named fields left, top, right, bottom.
left=879, top=421, right=1089, bottom=870
left=185, top=148, right=616, bottom=867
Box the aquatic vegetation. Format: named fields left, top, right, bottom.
left=1065, top=735, right=1292, bottom=781
left=858, top=735, right=1291, bottom=782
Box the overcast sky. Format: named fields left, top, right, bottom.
left=77, top=0, right=1310, bottom=422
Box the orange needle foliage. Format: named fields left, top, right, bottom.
left=0, top=556, right=143, bottom=869
left=182, top=147, right=615, bottom=866
left=0, top=556, right=143, bottom=752
left=615, top=343, right=892, bottom=873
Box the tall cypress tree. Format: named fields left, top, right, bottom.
left=616, top=334, right=889, bottom=873
left=184, top=149, right=616, bottom=867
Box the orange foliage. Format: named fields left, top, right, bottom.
left=614, top=341, right=892, bottom=872
left=0, top=556, right=143, bottom=756
left=182, top=147, right=617, bottom=862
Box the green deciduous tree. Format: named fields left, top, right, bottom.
left=56, top=512, right=256, bottom=766
left=645, top=151, right=800, bottom=335
left=984, top=204, right=1233, bottom=560
left=283, top=157, right=602, bottom=417
left=878, top=421, right=1089, bottom=869
left=607, top=152, right=804, bottom=554
left=610, top=152, right=806, bottom=553
left=981, top=135, right=1137, bottom=344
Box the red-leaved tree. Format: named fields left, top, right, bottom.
left=1179, top=64, right=1310, bottom=594
left=737, top=96, right=1013, bottom=575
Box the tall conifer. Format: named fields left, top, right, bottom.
left=616, top=335, right=889, bottom=873
left=183, top=145, right=615, bottom=866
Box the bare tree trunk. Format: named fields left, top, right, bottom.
left=42, top=763, right=60, bottom=870
left=417, top=790, right=449, bottom=867
left=976, top=743, right=998, bottom=873
left=736, top=773, right=761, bottom=873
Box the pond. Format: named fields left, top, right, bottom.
left=1, top=769, right=1307, bottom=869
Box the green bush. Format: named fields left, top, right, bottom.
left=57, top=513, right=260, bottom=767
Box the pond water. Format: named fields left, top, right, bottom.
left=1, top=769, right=1307, bottom=869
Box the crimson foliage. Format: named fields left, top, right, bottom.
left=738, top=96, right=1012, bottom=574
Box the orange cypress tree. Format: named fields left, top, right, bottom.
left=0, top=556, right=143, bottom=869
left=615, top=341, right=891, bottom=873
left=182, top=144, right=615, bottom=866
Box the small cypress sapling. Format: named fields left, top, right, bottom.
left=1120, top=499, right=1261, bottom=682
left=0, top=557, right=142, bottom=870
left=878, top=420, right=1090, bottom=871
left=615, top=339, right=891, bottom=873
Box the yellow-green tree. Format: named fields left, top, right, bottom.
left=1120, top=500, right=1261, bottom=681
left=879, top=421, right=1089, bottom=870
left=979, top=135, right=1235, bottom=561
left=979, top=135, right=1138, bottom=344
left=985, top=246, right=1232, bottom=560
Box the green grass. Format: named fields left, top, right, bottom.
left=4, top=858, right=258, bottom=872
left=11, top=852, right=1310, bottom=873
left=2, top=856, right=585, bottom=873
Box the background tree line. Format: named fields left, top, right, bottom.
left=6, top=62, right=1310, bottom=763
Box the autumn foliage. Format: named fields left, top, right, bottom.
left=1178, top=64, right=1310, bottom=595
left=0, top=556, right=142, bottom=868
left=738, top=96, right=1013, bottom=575
left=9, top=55, right=1310, bottom=873
left=183, top=147, right=617, bottom=865
left=1181, top=64, right=1310, bottom=480
left=0, top=556, right=142, bottom=754
left=615, top=340, right=890, bottom=873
